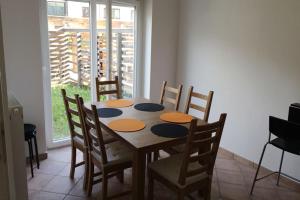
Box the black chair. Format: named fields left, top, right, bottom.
left=24, top=124, right=40, bottom=177
left=250, top=103, right=300, bottom=194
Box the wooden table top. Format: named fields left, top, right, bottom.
left=89, top=98, right=205, bottom=152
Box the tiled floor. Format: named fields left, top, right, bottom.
left=27, top=147, right=300, bottom=200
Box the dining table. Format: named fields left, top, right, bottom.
left=93, top=97, right=206, bottom=200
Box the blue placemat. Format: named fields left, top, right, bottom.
left=97, top=108, right=123, bottom=118
left=151, top=123, right=189, bottom=138
left=134, top=103, right=164, bottom=112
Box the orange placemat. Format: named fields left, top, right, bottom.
left=108, top=118, right=146, bottom=132
left=160, top=112, right=193, bottom=124
left=105, top=99, right=134, bottom=108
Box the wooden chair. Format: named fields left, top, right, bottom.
left=61, top=89, right=89, bottom=190
left=78, top=98, right=132, bottom=199
left=165, top=87, right=214, bottom=155
left=184, top=86, right=214, bottom=122
left=148, top=113, right=227, bottom=200
left=159, top=81, right=183, bottom=111
left=96, top=76, right=121, bottom=101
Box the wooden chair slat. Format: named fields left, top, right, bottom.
left=65, top=96, right=77, bottom=104
left=165, top=86, right=180, bottom=94
left=192, top=136, right=217, bottom=146
left=186, top=165, right=209, bottom=177
left=189, top=103, right=206, bottom=112
left=165, top=97, right=177, bottom=105
left=98, top=80, right=118, bottom=85
left=71, top=119, right=82, bottom=129
left=99, top=90, right=118, bottom=95
left=191, top=92, right=208, bottom=100
left=69, top=108, right=79, bottom=116
left=189, top=151, right=212, bottom=163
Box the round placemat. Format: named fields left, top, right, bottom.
left=97, top=108, right=123, bottom=118
left=106, top=99, right=134, bottom=108
left=160, top=112, right=193, bottom=123
left=108, top=118, right=146, bottom=132
left=134, top=103, right=164, bottom=112
left=151, top=123, right=189, bottom=138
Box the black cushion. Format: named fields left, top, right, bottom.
left=270, top=138, right=300, bottom=155
left=24, top=124, right=36, bottom=140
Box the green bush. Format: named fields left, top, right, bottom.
left=51, top=84, right=91, bottom=141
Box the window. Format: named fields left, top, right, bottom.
left=82, top=7, right=89, bottom=18
left=112, top=8, right=120, bottom=19
left=48, top=1, right=67, bottom=16
left=44, top=0, right=138, bottom=147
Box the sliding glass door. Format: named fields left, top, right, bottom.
left=44, top=0, right=139, bottom=147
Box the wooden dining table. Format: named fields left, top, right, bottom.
left=93, top=98, right=206, bottom=200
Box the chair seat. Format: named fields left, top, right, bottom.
left=148, top=154, right=208, bottom=189
left=91, top=141, right=132, bottom=169
left=270, top=138, right=300, bottom=155
left=24, top=124, right=36, bottom=140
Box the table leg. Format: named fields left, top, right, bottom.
left=132, top=150, right=146, bottom=200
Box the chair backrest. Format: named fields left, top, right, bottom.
left=78, top=97, right=108, bottom=164
left=61, top=89, right=86, bottom=145
left=178, top=113, right=227, bottom=185
left=269, top=116, right=300, bottom=141
left=159, top=81, right=183, bottom=111
left=95, top=76, right=120, bottom=101
left=184, top=86, right=214, bottom=122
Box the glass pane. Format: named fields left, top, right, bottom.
left=96, top=4, right=108, bottom=81
left=112, top=5, right=135, bottom=98
left=47, top=1, right=91, bottom=141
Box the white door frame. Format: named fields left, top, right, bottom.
left=41, top=0, right=141, bottom=148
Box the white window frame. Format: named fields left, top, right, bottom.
left=41, top=0, right=141, bottom=148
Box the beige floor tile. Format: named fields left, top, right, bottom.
left=59, top=163, right=85, bottom=179
left=277, top=189, right=300, bottom=200
left=28, top=191, right=65, bottom=200
left=250, top=187, right=281, bottom=200
left=42, top=176, right=79, bottom=194
left=27, top=173, right=55, bottom=190
left=36, top=159, right=68, bottom=176
left=219, top=182, right=250, bottom=200
left=217, top=169, right=246, bottom=186
left=215, top=158, right=241, bottom=172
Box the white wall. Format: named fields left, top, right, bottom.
left=141, top=0, right=179, bottom=100
left=177, top=0, right=300, bottom=179
left=1, top=0, right=47, bottom=155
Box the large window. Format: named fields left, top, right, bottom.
left=44, top=0, right=138, bottom=147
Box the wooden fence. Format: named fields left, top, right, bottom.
left=48, top=28, right=134, bottom=97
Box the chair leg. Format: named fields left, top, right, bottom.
left=33, top=135, right=40, bottom=169
left=147, top=152, right=152, bottom=163
left=147, top=171, right=154, bottom=200
left=250, top=143, right=268, bottom=195
left=101, top=173, right=108, bottom=200
left=70, top=145, right=76, bottom=179
left=87, top=160, right=94, bottom=197
left=83, top=150, right=89, bottom=190
left=277, top=150, right=285, bottom=186
left=177, top=192, right=185, bottom=200
left=153, top=150, right=159, bottom=161
left=204, top=182, right=211, bottom=200
left=28, top=139, right=34, bottom=178
left=117, top=170, right=124, bottom=183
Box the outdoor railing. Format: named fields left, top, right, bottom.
left=49, top=28, right=134, bottom=97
